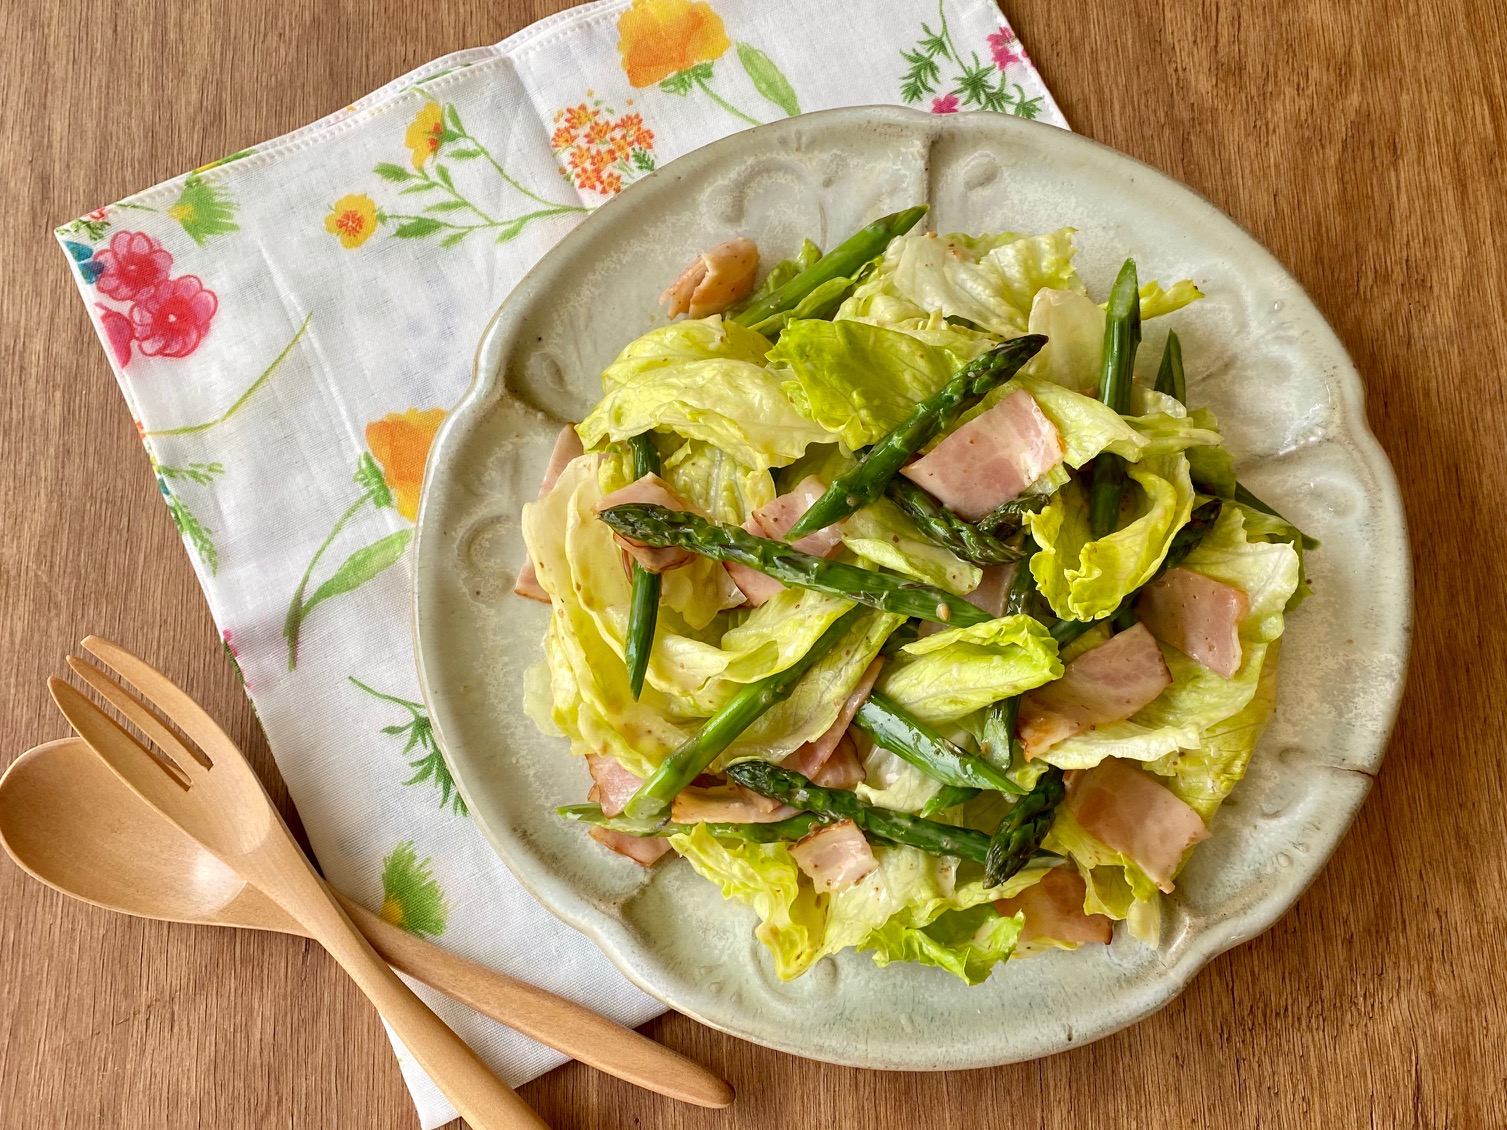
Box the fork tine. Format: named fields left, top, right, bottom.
left=66, top=655, right=213, bottom=771
left=80, top=636, right=234, bottom=762
left=48, top=678, right=192, bottom=806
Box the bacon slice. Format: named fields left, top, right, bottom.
left=660, top=237, right=760, bottom=319
left=1018, top=623, right=1172, bottom=758
left=595, top=472, right=699, bottom=573
left=1135, top=567, right=1249, bottom=678
left=780, top=656, right=884, bottom=781
left=588, top=825, right=672, bottom=867
left=724, top=560, right=787, bottom=607
left=789, top=820, right=878, bottom=892
left=1064, top=757, right=1209, bottom=892
left=810, top=731, right=866, bottom=790
left=515, top=425, right=586, bottom=602
left=965, top=564, right=1016, bottom=619
left=586, top=754, right=643, bottom=818
left=899, top=389, right=1064, bottom=520
left=670, top=785, right=799, bottom=824
left=995, top=866, right=1113, bottom=945
left=750, top=476, right=846, bottom=556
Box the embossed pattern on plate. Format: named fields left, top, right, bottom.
left=412, top=107, right=1410, bottom=1069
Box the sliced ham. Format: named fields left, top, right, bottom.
left=810, top=731, right=866, bottom=790
left=995, top=867, right=1113, bottom=946
left=1064, top=757, right=1209, bottom=892
left=789, top=820, right=878, bottom=893
left=588, top=825, right=672, bottom=867
left=780, top=656, right=885, bottom=780
left=660, top=237, right=760, bottom=319
left=586, top=754, right=643, bottom=818
left=900, top=389, right=1064, bottom=520
left=515, top=425, right=586, bottom=602
left=1135, top=567, right=1249, bottom=678
left=724, top=560, right=787, bottom=607
left=750, top=476, right=845, bottom=557
left=595, top=472, right=699, bottom=573
left=965, top=564, right=1017, bottom=618
left=1018, top=623, right=1172, bottom=757
left=670, top=785, right=799, bottom=824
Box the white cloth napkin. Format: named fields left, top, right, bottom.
left=56, top=1, right=1063, bottom=1124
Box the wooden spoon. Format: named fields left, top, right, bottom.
left=0, top=737, right=732, bottom=1109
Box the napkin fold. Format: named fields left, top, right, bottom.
left=56, top=1, right=1063, bottom=1125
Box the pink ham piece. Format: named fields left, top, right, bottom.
left=660, top=237, right=760, bottom=319
left=780, top=656, right=884, bottom=779
left=670, top=785, right=799, bottom=824
left=810, top=731, right=866, bottom=790
left=1018, top=623, right=1172, bottom=758
left=1064, top=758, right=1210, bottom=892
left=595, top=472, right=699, bottom=573
left=900, top=389, right=1064, bottom=520
left=995, top=866, right=1113, bottom=946
left=724, top=561, right=787, bottom=607
left=789, top=820, right=879, bottom=893
left=588, top=825, right=672, bottom=867
left=1135, top=567, right=1249, bottom=678
left=515, top=424, right=586, bottom=603
left=750, top=476, right=846, bottom=557
left=965, top=564, right=1017, bottom=619
left=586, top=754, right=642, bottom=818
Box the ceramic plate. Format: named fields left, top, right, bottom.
left=412, top=106, right=1410, bottom=1069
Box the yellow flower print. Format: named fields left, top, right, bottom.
left=617, top=0, right=730, bottom=88
left=403, top=101, right=445, bottom=170
left=366, top=408, right=446, bottom=521
left=325, top=194, right=378, bottom=249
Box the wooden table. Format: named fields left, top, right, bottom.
left=3, top=0, right=1502, bottom=1126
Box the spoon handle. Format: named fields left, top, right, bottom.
left=281, top=865, right=550, bottom=1130
left=335, top=893, right=733, bottom=1109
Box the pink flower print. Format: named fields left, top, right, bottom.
left=96, top=305, right=134, bottom=366
left=94, top=230, right=173, bottom=302
left=988, top=27, right=1023, bottom=70
left=129, top=276, right=218, bottom=358
left=931, top=93, right=960, bottom=114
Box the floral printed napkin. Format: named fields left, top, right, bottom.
left=56, top=1, right=1063, bottom=1125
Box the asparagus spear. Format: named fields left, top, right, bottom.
left=622, top=606, right=866, bottom=821
left=853, top=692, right=1026, bottom=794
left=978, top=537, right=1039, bottom=770
left=975, top=494, right=1048, bottom=536
left=623, top=432, right=661, bottom=700
left=558, top=804, right=824, bottom=843
left=1153, top=330, right=1186, bottom=403
left=731, top=207, right=928, bottom=328
left=984, top=765, right=1066, bottom=886
left=784, top=335, right=1048, bottom=539
left=727, top=761, right=995, bottom=864
left=598, top=504, right=992, bottom=627
left=1087, top=260, right=1142, bottom=539
left=919, top=786, right=980, bottom=818
left=883, top=477, right=1022, bottom=565
left=1049, top=497, right=1223, bottom=647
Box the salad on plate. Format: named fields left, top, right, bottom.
left=516, top=207, right=1313, bottom=985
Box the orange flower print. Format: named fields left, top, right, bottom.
left=325, top=194, right=379, bottom=248
left=403, top=102, right=445, bottom=170
left=616, top=0, right=729, bottom=88
left=551, top=97, right=657, bottom=197
left=366, top=408, right=446, bottom=521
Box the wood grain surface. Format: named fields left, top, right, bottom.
left=2, top=0, right=1502, bottom=1126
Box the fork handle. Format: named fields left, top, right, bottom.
left=284, top=867, right=550, bottom=1130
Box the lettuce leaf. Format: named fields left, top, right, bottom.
left=864, top=903, right=1021, bottom=985
left=1019, top=288, right=1105, bottom=395
left=856, top=743, right=945, bottom=812
left=766, top=319, right=960, bottom=449
left=578, top=318, right=826, bottom=471
left=840, top=497, right=980, bottom=595
left=1038, top=504, right=1300, bottom=769
left=1027, top=454, right=1196, bottom=622
left=879, top=615, right=1063, bottom=726
left=661, top=438, right=776, bottom=525
left=1043, top=809, right=1160, bottom=921
left=1136, top=278, right=1204, bottom=319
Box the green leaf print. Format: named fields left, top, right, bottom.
left=899, top=2, right=1043, bottom=121
left=168, top=173, right=240, bottom=245
left=160, top=477, right=220, bottom=573
left=380, top=842, right=448, bottom=937
left=393, top=217, right=446, bottom=239
left=374, top=162, right=413, bottom=182
left=736, top=42, right=800, bottom=116
left=350, top=678, right=467, bottom=816
left=301, top=528, right=412, bottom=619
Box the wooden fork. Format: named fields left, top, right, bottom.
left=49, top=636, right=549, bottom=1130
